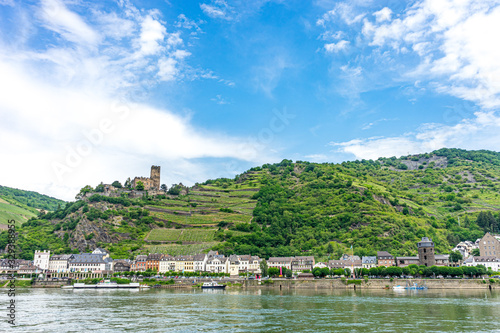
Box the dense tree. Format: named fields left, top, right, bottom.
left=136, top=181, right=145, bottom=191
left=449, top=251, right=463, bottom=263
left=268, top=267, right=280, bottom=277
left=112, top=181, right=123, bottom=188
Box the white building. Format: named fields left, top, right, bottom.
left=452, top=241, right=478, bottom=259
left=34, top=250, right=50, bottom=270
left=463, top=256, right=500, bottom=271
left=206, top=256, right=228, bottom=273
left=362, top=256, right=377, bottom=269
left=48, top=254, right=73, bottom=273
left=159, top=255, right=175, bottom=273
left=193, top=254, right=207, bottom=272
left=68, top=254, right=108, bottom=272
left=313, top=262, right=329, bottom=269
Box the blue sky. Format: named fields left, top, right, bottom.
left=1, top=0, right=500, bottom=200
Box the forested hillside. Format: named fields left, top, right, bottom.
left=0, top=185, right=65, bottom=226
left=3, top=148, right=500, bottom=261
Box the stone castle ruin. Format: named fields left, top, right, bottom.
left=132, top=165, right=161, bottom=190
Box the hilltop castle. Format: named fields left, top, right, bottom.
left=132, top=165, right=161, bottom=190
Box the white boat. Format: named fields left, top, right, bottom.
left=201, top=281, right=226, bottom=289
left=392, top=285, right=406, bottom=290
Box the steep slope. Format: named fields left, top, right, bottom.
left=0, top=185, right=65, bottom=227
left=4, top=148, right=500, bottom=260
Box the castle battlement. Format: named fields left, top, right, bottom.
left=132, top=166, right=160, bottom=190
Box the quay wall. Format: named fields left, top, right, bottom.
left=242, top=278, right=500, bottom=290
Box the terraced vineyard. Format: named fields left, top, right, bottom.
left=147, top=228, right=217, bottom=243
left=145, top=242, right=219, bottom=256
left=145, top=180, right=261, bottom=228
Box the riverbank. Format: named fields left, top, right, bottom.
left=5, top=277, right=500, bottom=289
left=242, top=278, right=500, bottom=290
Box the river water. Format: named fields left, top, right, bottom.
left=3, top=288, right=500, bottom=332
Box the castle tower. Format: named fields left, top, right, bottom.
left=150, top=165, right=160, bottom=190
left=418, top=237, right=435, bottom=266
left=34, top=250, right=51, bottom=270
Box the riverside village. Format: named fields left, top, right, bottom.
left=4, top=232, right=500, bottom=289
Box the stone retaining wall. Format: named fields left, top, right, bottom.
left=243, top=278, right=499, bottom=290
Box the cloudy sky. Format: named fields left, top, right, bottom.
left=1, top=0, right=499, bottom=201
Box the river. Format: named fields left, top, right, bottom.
left=3, top=288, right=500, bottom=332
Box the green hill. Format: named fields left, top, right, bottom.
left=0, top=186, right=65, bottom=226
left=5, top=148, right=500, bottom=260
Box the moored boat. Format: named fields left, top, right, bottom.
left=64, top=279, right=144, bottom=289
left=201, top=281, right=226, bottom=289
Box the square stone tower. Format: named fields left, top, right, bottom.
left=34, top=250, right=51, bottom=270
left=150, top=165, right=161, bottom=190
left=418, top=237, right=435, bottom=266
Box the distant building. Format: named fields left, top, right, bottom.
left=193, top=254, right=208, bottom=272
left=479, top=233, right=500, bottom=258
left=328, top=260, right=346, bottom=269
left=114, top=260, right=131, bottom=272
left=132, top=165, right=161, bottom=190
left=313, top=262, right=329, bottom=269
left=131, top=255, right=148, bottom=272
left=69, top=254, right=109, bottom=272
left=396, top=256, right=419, bottom=267
left=377, top=251, right=395, bottom=267
left=146, top=253, right=164, bottom=271
left=267, top=257, right=293, bottom=270
left=418, top=237, right=436, bottom=267
left=228, top=255, right=240, bottom=277
left=291, top=256, right=315, bottom=272
left=159, top=255, right=175, bottom=273
left=34, top=250, right=50, bottom=270
left=92, top=248, right=110, bottom=258
left=237, top=255, right=261, bottom=274
left=340, top=254, right=361, bottom=261
left=0, top=259, right=32, bottom=273
left=452, top=241, right=477, bottom=259
left=18, top=264, right=38, bottom=275
left=206, top=256, right=228, bottom=273
left=362, top=256, right=377, bottom=269
left=463, top=256, right=500, bottom=271
left=434, top=254, right=450, bottom=266
left=174, top=255, right=195, bottom=272
left=48, top=254, right=73, bottom=273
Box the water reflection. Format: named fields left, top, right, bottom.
left=7, top=288, right=500, bottom=332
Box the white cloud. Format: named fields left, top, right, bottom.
left=96, top=11, right=135, bottom=39
left=137, top=14, right=166, bottom=56
left=39, top=0, right=100, bottom=46
left=324, top=40, right=349, bottom=53
left=158, top=57, right=178, bottom=81
left=252, top=54, right=292, bottom=97
left=304, top=154, right=329, bottom=163
left=211, top=95, right=230, bottom=104
left=0, top=1, right=273, bottom=200
left=200, top=0, right=233, bottom=20
left=359, top=0, right=500, bottom=108
left=331, top=111, right=500, bottom=160
left=0, top=0, right=14, bottom=6
left=172, top=49, right=191, bottom=59
left=373, top=7, right=392, bottom=23
left=175, top=14, right=204, bottom=34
